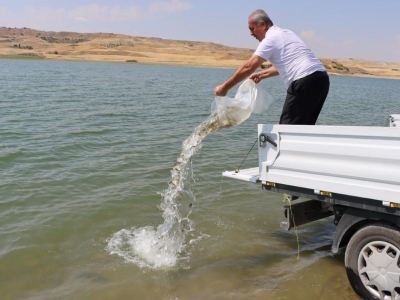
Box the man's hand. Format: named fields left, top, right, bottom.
left=249, top=66, right=279, bottom=83
left=249, top=72, right=262, bottom=83
left=214, top=84, right=229, bottom=96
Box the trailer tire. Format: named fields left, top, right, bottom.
left=345, top=222, right=400, bottom=300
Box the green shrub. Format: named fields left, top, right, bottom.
left=332, top=61, right=349, bottom=72
left=260, top=63, right=272, bottom=69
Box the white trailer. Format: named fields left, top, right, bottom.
left=223, top=115, right=400, bottom=300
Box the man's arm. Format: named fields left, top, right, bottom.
left=249, top=66, right=279, bottom=83
left=214, top=55, right=265, bottom=96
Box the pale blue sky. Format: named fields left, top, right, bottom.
left=1, top=0, right=399, bottom=62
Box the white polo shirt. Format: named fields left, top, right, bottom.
left=254, top=25, right=326, bottom=87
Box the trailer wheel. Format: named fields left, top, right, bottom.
left=345, top=223, right=400, bottom=300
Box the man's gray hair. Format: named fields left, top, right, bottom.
left=249, top=9, right=273, bottom=26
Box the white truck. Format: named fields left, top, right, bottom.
left=223, top=115, right=400, bottom=300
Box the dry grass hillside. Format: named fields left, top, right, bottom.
left=1, top=27, right=400, bottom=78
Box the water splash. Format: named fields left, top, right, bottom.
left=106, top=108, right=250, bottom=269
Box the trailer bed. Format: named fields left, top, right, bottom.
left=223, top=120, right=400, bottom=206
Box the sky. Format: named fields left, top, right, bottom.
left=1, top=0, right=399, bottom=62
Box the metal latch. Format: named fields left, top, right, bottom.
left=259, top=133, right=277, bottom=148
left=314, top=190, right=333, bottom=198
left=382, top=201, right=400, bottom=209
left=265, top=181, right=276, bottom=188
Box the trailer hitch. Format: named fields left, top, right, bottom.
left=259, top=133, right=277, bottom=148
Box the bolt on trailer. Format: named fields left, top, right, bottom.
left=223, top=115, right=400, bottom=300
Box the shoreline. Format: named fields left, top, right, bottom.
left=0, top=54, right=240, bottom=70
left=328, top=72, right=400, bottom=80
left=2, top=55, right=400, bottom=80
left=1, top=27, right=400, bottom=79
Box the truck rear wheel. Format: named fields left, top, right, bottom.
left=345, top=223, right=400, bottom=300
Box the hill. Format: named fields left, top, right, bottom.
left=1, top=27, right=399, bottom=78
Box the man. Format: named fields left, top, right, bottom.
left=214, top=9, right=329, bottom=125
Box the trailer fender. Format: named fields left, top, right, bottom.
left=332, top=207, right=400, bottom=253
left=332, top=210, right=367, bottom=253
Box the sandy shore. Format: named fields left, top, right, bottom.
left=1, top=27, right=400, bottom=79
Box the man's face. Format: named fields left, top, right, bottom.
left=248, top=18, right=267, bottom=42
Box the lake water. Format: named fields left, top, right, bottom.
left=1, top=59, right=399, bottom=300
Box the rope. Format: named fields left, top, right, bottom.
left=383, top=118, right=390, bottom=127
left=235, top=140, right=301, bottom=259
left=236, top=138, right=258, bottom=173
left=284, top=194, right=300, bottom=260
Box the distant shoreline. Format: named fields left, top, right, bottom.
left=1, top=27, right=400, bottom=79
left=0, top=54, right=239, bottom=69
left=328, top=72, right=400, bottom=80
left=3, top=55, right=400, bottom=81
